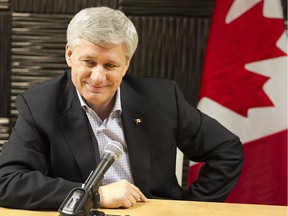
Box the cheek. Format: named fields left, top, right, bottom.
left=119, top=65, right=128, bottom=78
left=71, top=64, right=90, bottom=79
left=70, top=71, right=79, bottom=88
left=111, top=71, right=125, bottom=84
left=71, top=67, right=85, bottom=85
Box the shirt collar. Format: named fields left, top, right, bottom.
left=76, top=88, right=122, bottom=114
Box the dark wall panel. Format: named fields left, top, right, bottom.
left=129, top=16, right=210, bottom=106
left=120, top=0, right=214, bottom=17
left=0, top=12, right=11, bottom=117
left=12, top=0, right=118, bottom=14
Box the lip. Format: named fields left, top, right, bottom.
left=85, top=82, right=107, bottom=93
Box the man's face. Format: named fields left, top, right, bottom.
left=65, top=39, right=129, bottom=111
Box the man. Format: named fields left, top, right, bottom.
left=0, top=7, right=243, bottom=210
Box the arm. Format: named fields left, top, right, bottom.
left=0, top=95, right=81, bottom=210
left=174, top=83, right=244, bottom=201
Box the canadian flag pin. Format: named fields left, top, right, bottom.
left=134, top=118, right=142, bottom=125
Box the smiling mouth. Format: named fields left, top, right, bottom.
left=86, top=83, right=107, bottom=92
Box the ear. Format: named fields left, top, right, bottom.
left=65, top=43, right=73, bottom=67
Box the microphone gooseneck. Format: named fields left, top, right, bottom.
left=84, top=141, right=123, bottom=191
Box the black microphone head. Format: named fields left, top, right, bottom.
left=104, top=141, right=123, bottom=160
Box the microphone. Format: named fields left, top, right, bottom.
left=58, top=141, right=123, bottom=216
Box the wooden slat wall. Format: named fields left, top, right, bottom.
left=0, top=0, right=287, bottom=187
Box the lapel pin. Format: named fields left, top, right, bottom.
left=134, top=118, right=142, bottom=125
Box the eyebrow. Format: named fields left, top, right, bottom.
left=79, top=55, right=121, bottom=65
left=79, top=55, right=94, bottom=59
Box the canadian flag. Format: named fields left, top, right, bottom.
left=187, top=0, right=287, bottom=205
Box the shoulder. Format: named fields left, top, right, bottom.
left=22, top=71, right=70, bottom=96
left=15, top=71, right=72, bottom=112
left=18, top=71, right=70, bottom=100
left=121, top=74, right=186, bottom=108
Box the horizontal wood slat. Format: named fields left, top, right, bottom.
left=0, top=118, right=10, bottom=153
left=0, top=0, right=10, bottom=10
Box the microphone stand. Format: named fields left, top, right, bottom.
left=58, top=173, right=105, bottom=216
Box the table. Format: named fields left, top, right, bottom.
left=0, top=199, right=287, bottom=216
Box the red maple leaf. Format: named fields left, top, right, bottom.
left=199, top=0, right=286, bottom=117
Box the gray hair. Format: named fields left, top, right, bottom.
left=67, top=7, right=138, bottom=60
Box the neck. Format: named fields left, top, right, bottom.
left=89, top=96, right=116, bottom=121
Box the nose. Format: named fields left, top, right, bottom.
left=91, top=66, right=106, bottom=83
